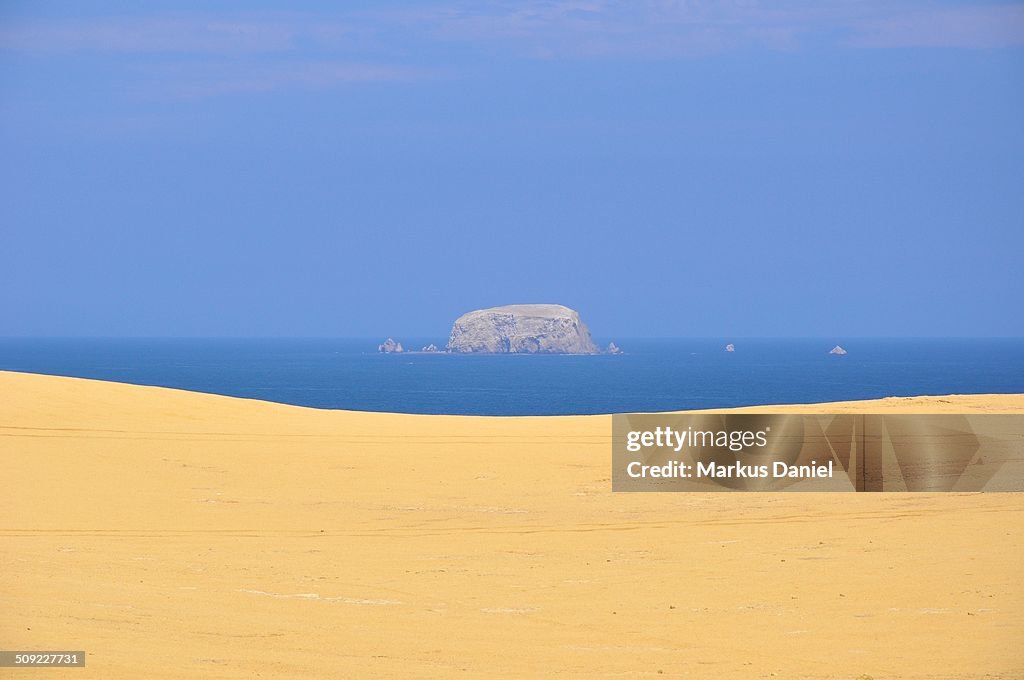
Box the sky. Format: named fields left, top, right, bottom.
left=1, top=1, right=1022, bottom=338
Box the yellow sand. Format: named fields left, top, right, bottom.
left=2, top=370, right=1022, bottom=679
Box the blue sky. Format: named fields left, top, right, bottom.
left=1, top=1, right=1022, bottom=337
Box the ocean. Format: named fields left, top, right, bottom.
left=1, top=338, right=1022, bottom=416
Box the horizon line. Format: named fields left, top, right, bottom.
left=2, top=335, right=1022, bottom=341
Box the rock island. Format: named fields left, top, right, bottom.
left=447, top=304, right=600, bottom=354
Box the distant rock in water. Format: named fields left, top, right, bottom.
left=725, top=343, right=735, bottom=352
left=447, top=304, right=600, bottom=354
left=421, top=343, right=439, bottom=352
left=378, top=338, right=404, bottom=353
left=829, top=345, right=848, bottom=355
left=606, top=342, right=623, bottom=354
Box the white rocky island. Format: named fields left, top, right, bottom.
left=446, top=304, right=601, bottom=354
left=377, top=338, right=404, bottom=353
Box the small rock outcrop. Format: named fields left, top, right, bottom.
left=447, top=304, right=600, bottom=354
left=421, top=343, right=439, bottom=352
left=378, top=338, right=404, bottom=353
left=606, top=342, right=622, bottom=354
left=829, top=345, right=847, bottom=355
left=725, top=343, right=735, bottom=352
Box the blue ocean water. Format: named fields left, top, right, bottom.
left=1, top=338, right=1022, bottom=416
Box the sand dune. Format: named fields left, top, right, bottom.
left=2, top=370, right=1022, bottom=678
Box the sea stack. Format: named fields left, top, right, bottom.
left=607, top=342, right=623, bottom=354
left=447, top=304, right=600, bottom=354
left=829, top=345, right=847, bottom=355
left=378, top=338, right=404, bottom=353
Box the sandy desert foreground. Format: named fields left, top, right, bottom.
left=1, top=370, right=1022, bottom=679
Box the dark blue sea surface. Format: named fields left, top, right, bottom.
left=1, top=338, right=1022, bottom=416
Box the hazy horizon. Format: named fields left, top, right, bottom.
left=3, top=334, right=1023, bottom=341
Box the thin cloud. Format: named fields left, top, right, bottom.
left=0, top=13, right=349, bottom=54
left=1, top=3, right=1019, bottom=64
left=0, top=13, right=429, bottom=99
left=398, top=1, right=1024, bottom=56
left=391, top=1, right=808, bottom=57
left=845, top=4, right=1024, bottom=49
left=138, top=61, right=432, bottom=100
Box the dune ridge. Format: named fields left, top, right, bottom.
left=2, top=370, right=1022, bottom=678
